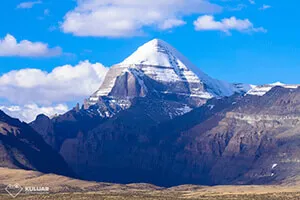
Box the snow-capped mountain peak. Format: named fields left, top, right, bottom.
left=120, top=38, right=175, bottom=66
left=120, top=39, right=205, bottom=76
left=86, top=39, right=251, bottom=113
left=90, top=39, right=214, bottom=100
left=120, top=39, right=213, bottom=82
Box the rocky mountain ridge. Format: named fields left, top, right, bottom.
left=29, top=86, right=300, bottom=186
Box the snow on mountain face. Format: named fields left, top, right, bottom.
left=120, top=39, right=208, bottom=80
left=90, top=39, right=211, bottom=100
left=87, top=39, right=250, bottom=109
left=120, top=39, right=251, bottom=96
left=247, top=82, right=300, bottom=96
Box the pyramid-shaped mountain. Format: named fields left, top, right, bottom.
left=85, top=39, right=250, bottom=117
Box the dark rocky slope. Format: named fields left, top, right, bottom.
left=30, top=95, right=240, bottom=185
left=30, top=105, right=105, bottom=151
left=0, top=110, right=74, bottom=177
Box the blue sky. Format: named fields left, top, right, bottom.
left=0, top=0, right=299, bottom=121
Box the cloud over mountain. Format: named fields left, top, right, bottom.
left=61, top=0, right=222, bottom=37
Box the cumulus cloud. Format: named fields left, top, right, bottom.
left=193, top=15, right=267, bottom=35
left=0, top=104, right=68, bottom=123
left=259, top=4, right=271, bottom=10
left=17, top=1, right=42, bottom=9
left=0, top=60, right=108, bottom=105
left=61, top=0, right=222, bottom=37
left=0, top=34, right=62, bottom=57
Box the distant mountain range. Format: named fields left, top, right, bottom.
left=1, top=39, right=300, bottom=187
left=247, top=82, right=300, bottom=96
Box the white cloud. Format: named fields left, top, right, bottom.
left=0, top=104, right=68, bottom=123
left=17, top=1, right=42, bottom=9
left=193, top=15, right=267, bottom=35
left=259, top=4, right=271, bottom=10
left=0, top=34, right=62, bottom=57
left=159, top=19, right=186, bottom=30
left=249, top=0, right=255, bottom=5
left=0, top=60, right=108, bottom=105
left=61, top=0, right=222, bottom=37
